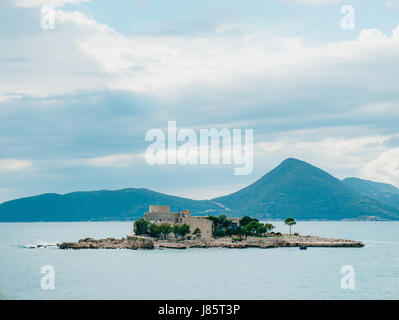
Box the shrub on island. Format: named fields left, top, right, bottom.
left=134, top=219, right=191, bottom=240
left=208, top=214, right=275, bottom=238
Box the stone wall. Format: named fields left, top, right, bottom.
left=144, top=211, right=177, bottom=224
left=149, top=205, right=170, bottom=213
left=182, top=216, right=213, bottom=239
left=142, top=205, right=213, bottom=239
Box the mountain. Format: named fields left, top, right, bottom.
left=213, top=158, right=399, bottom=220
left=343, top=177, right=399, bottom=210
left=0, top=188, right=224, bottom=222
left=2, top=158, right=399, bottom=222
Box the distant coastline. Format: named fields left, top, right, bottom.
left=1, top=159, right=399, bottom=222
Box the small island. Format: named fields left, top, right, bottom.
left=58, top=205, right=364, bottom=250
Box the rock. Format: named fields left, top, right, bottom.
left=58, top=235, right=154, bottom=250
left=126, top=235, right=154, bottom=249
left=155, top=242, right=188, bottom=249
left=57, top=234, right=364, bottom=250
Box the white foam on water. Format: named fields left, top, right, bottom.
left=23, top=240, right=59, bottom=248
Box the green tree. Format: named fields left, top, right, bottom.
left=255, top=224, right=267, bottom=236
left=246, top=220, right=260, bottom=235
left=158, top=223, right=173, bottom=240
left=193, top=227, right=201, bottom=237
left=208, top=215, right=231, bottom=237
left=173, top=225, right=181, bottom=239
left=236, top=225, right=247, bottom=237
left=179, top=224, right=191, bottom=238
left=149, top=223, right=160, bottom=238
left=134, top=218, right=150, bottom=235
left=284, top=217, right=296, bottom=235
left=218, top=214, right=232, bottom=229
left=264, top=223, right=275, bottom=233
left=173, top=224, right=191, bottom=240
left=239, top=216, right=252, bottom=227
left=209, top=214, right=273, bottom=238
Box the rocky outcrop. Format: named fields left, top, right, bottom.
left=244, top=235, right=364, bottom=248
left=154, top=235, right=364, bottom=249
left=155, top=242, right=188, bottom=249
left=280, top=235, right=364, bottom=247
left=58, top=234, right=364, bottom=250
left=58, top=235, right=154, bottom=250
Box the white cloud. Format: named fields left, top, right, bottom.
left=85, top=153, right=141, bottom=167
left=22, top=153, right=143, bottom=170
left=255, top=130, right=391, bottom=178
left=14, top=0, right=90, bottom=8
left=386, top=0, right=399, bottom=9
left=0, top=159, right=32, bottom=171
left=359, top=148, right=399, bottom=187
left=0, top=8, right=113, bottom=100
left=54, top=9, right=116, bottom=33
left=70, top=22, right=399, bottom=106
left=278, top=0, right=341, bottom=5
left=4, top=5, right=399, bottom=103
left=358, top=28, right=388, bottom=41
left=3, top=4, right=399, bottom=197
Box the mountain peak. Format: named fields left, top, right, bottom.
left=214, top=158, right=399, bottom=220
left=280, top=158, right=308, bottom=165
left=277, top=158, right=316, bottom=171
left=269, top=158, right=327, bottom=180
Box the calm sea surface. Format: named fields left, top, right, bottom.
left=0, top=221, right=398, bottom=300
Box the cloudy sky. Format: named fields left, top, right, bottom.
left=1, top=0, right=399, bottom=202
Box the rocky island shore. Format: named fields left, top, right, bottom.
left=57, top=234, right=364, bottom=250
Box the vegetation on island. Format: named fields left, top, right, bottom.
left=134, top=218, right=151, bottom=235
left=134, top=218, right=191, bottom=240
left=192, top=227, right=201, bottom=237
left=284, top=217, right=296, bottom=235
left=208, top=214, right=276, bottom=238
left=173, top=224, right=190, bottom=239
left=135, top=215, right=297, bottom=241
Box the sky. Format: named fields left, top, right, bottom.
left=1, top=0, right=399, bottom=202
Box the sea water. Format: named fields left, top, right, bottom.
left=0, top=221, right=398, bottom=300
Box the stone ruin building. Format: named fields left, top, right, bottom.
left=142, top=205, right=214, bottom=238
